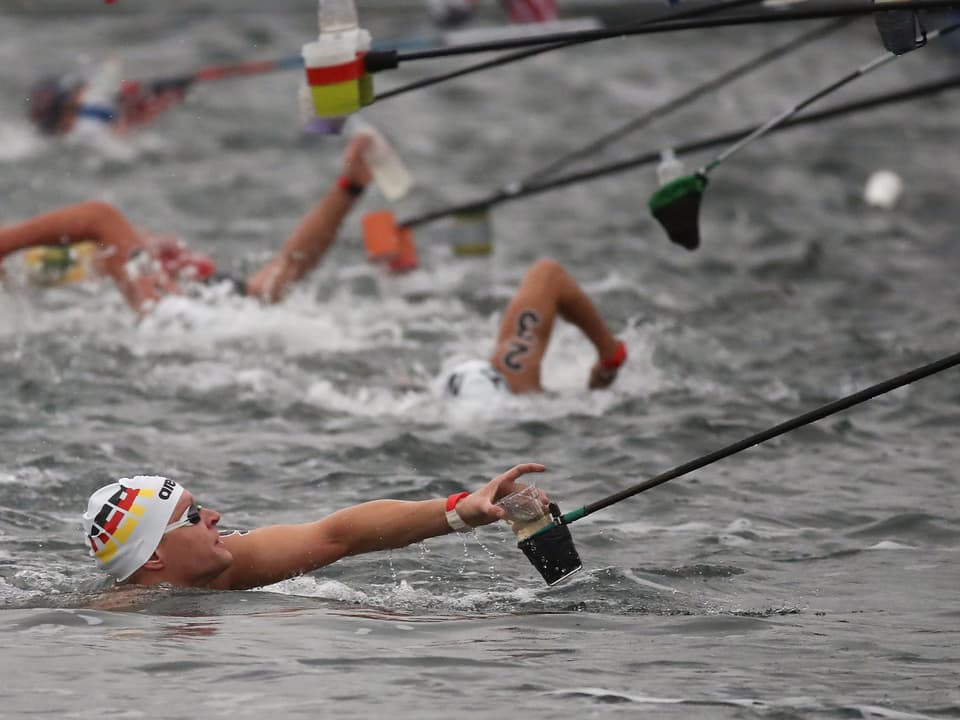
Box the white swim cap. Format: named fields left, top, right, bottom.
left=81, top=476, right=184, bottom=581
left=443, top=360, right=508, bottom=399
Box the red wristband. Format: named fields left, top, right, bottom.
left=337, top=175, right=365, bottom=197
left=446, top=492, right=470, bottom=511
left=600, top=341, right=627, bottom=371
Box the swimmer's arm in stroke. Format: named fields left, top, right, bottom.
left=211, top=463, right=546, bottom=590
left=244, top=135, right=374, bottom=303
left=0, top=200, right=172, bottom=316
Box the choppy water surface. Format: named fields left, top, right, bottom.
left=1, top=3, right=959, bottom=719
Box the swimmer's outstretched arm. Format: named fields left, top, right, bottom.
left=0, top=201, right=169, bottom=315
left=116, top=80, right=189, bottom=133
left=212, top=463, right=546, bottom=590
left=244, top=135, right=374, bottom=303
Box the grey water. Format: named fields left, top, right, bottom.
left=1, top=2, right=959, bottom=719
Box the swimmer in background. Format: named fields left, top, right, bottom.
left=0, top=135, right=374, bottom=316
left=1, top=138, right=622, bottom=393
left=444, top=258, right=627, bottom=397
left=82, top=466, right=546, bottom=589
left=27, top=56, right=188, bottom=140
left=424, top=0, right=557, bottom=27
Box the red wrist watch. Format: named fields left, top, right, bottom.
left=600, top=341, right=627, bottom=371
left=336, top=176, right=365, bottom=197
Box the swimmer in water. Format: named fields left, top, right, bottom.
left=81, top=465, right=546, bottom=589
left=0, top=135, right=374, bottom=316
left=424, top=0, right=557, bottom=27
left=26, top=57, right=187, bottom=138
left=443, top=258, right=627, bottom=398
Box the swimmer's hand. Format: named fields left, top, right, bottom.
left=588, top=361, right=619, bottom=390
left=454, top=463, right=547, bottom=528
left=589, top=340, right=627, bottom=390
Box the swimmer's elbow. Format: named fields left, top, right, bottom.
left=72, top=201, right=131, bottom=242
left=77, top=200, right=122, bottom=224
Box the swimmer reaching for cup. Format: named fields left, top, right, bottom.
left=81, top=465, right=547, bottom=589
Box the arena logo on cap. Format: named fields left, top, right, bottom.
left=87, top=478, right=176, bottom=562
left=158, top=477, right=176, bottom=499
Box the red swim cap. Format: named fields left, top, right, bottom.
left=150, top=237, right=216, bottom=281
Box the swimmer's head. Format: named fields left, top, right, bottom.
left=26, top=76, right=84, bottom=135
left=443, top=360, right=509, bottom=400
left=126, top=236, right=217, bottom=283
left=148, top=236, right=217, bottom=282
left=81, top=476, right=184, bottom=581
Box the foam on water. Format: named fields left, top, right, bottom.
left=137, top=288, right=419, bottom=357
left=261, top=575, right=549, bottom=613
left=852, top=707, right=950, bottom=720
left=542, top=689, right=951, bottom=719
left=866, top=540, right=918, bottom=551
left=0, top=268, right=665, bottom=426
left=0, top=121, right=46, bottom=162
left=549, top=689, right=953, bottom=720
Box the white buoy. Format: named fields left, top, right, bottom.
left=863, top=169, right=904, bottom=209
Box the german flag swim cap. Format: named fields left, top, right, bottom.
left=81, top=476, right=183, bottom=581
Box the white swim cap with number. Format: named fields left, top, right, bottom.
left=443, top=359, right=508, bottom=400
left=81, top=475, right=184, bottom=581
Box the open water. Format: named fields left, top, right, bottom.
left=1, top=2, right=959, bottom=719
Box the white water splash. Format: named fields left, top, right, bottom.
left=0, top=122, right=46, bottom=162
left=865, top=540, right=917, bottom=551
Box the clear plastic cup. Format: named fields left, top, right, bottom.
left=346, top=115, right=413, bottom=200
left=496, top=484, right=551, bottom=541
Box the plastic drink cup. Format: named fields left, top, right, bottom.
left=656, top=148, right=685, bottom=186
left=501, top=494, right=584, bottom=586
left=302, top=34, right=362, bottom=117
left=450, top=209, right=493, bottom=256
left=496, top=484, right=551, bottom=541
left=347, top=116, right=413, bottom=200
left=302, top=1, right=369, bottom=118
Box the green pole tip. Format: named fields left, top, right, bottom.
left=648, top=172, right=708, bottom=251
left=561, top=506, right=587, bottom=525
left=648, top=173, right=708, bottom=213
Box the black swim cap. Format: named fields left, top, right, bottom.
left=26, top=76, right=82, bottom=135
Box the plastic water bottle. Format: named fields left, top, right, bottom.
left=75, top=57, right=121, bottom=133
left=656, top=148, right=685, bottom=186
left=346, top=115, right=414, bottom=201
left=302, top=0, right=371, bottom=118
left=318, top=0, right=358, bottom=33
left=84, top=57, right=121, bottom=106
left=318, top=0, right=371, bottom=104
